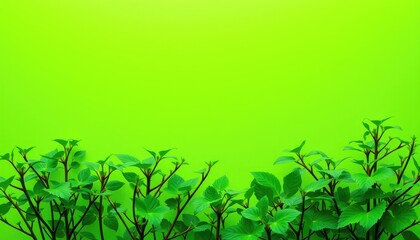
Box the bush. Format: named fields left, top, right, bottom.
left=0, top=118, right=418, bottom=239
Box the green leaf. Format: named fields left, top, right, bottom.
left=289, top=141, right=306, bottom=154
left=80, top=232, right=97, bottom=240
left=136, top=195, right=169, bottom=226
left=274, top=156, right=296, bottom=165
left=82, top=213, right=96, bottom=226
left=402, top=231, right=420, bottom=240
left=73, top=151, right=86, bottom=161
left=54, top=139, right=68, bottom=148
left=182, top=214, right=199, bottom=226
left=106, top=181, right=125, bottom=191
left=335, top=187, right=350, bottom=209
left=44, top=182, right=72, bottom=200
left=204, top=186, right=221, bottom=202
left=179, top=178, right=198, bottom=191
left=338, top=202, right=386, bottom=230
left=283, top=169, right=301, bottom=198
left=114, top=154, right=141, bottom=166
left=213, top=175, right=229, bottom=191
left=158, top=149, right=173, bottom=158
left=104, top=214, right=119, bottom=231
left=223, top=218, right=264, bottom=240
left=269, top=209, right=301, bottom=235
left=122, top=172, right=139, bottom=183
left=372, top=167, right=394, bottom=181
left=382, top=203, right=417, bottom=234
left=308, top=210, right=337, bottom=231
left=256, top=196, right=269, bottom=215
left=241, top=207, right=262, bottom=221
left=78, top=168, right=91, bottom=182
left=304, top=179, right=332, bottom=193
left=251, top=172, right=281, bottom=196
left=0, top=176, right=14, bottom=191
left=0, top=202, right=12, bottom=215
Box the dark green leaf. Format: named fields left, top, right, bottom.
left=402, top=231, right=420, bottom=240
left=283, top=169, right=301, bottom=198
left=122, top=172, right=139, bottom=183
left=0, top=203, right=12, bottom=215
left=106, top=181, right=125, bottom=191
left=382, top=203, right=417, bottom=234
left=251, top=172, right=281, bottom=196
left=104, top=214, right=119, bottom=231
left=304, top=179, right=331, bottom=193
left=80, top=232, right=97, bottom=240
left=0, top=176, right=14, bottom=191
left=78, top=168, right=91, bottom=182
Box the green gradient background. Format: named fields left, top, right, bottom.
left=0, top=0, right=419, bottom=239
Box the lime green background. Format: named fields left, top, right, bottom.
left=1, top=0, right=419, bottom=239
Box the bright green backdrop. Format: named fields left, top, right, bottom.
left=0, top=0, right=419, bottom=239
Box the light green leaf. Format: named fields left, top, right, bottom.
left=241, top=207, right=261, bottom=221
left=114, top=154, right=140, bottom=166
left=223, top=218, right=264, bottom=240
left=213, top=175, right=229, bottom=191
left=304, top=179, right=332, bottom=193
left=44, top=182, right=72, bottom=200
left=274, top=156, right=296, bottom=165
left=269, top=209, right=301, bottom=235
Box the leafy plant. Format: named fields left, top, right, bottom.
left=0, top=139, right=99, bottom=240
left=1, top=118, right=419, bottom=240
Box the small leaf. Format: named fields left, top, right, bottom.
left=213, top=175, right=229, bottom=191
left=289, top=141, right=306, bottom=154
left=54, top=139, right=68, bottom=148
left=44, top=182, right=72, bottom=200
left=274, top=156, right=296, bottom=165
left=114, top=154, right=140, bottom=166
left=269, top=209, right=301, bottom=235
left=106, top=181, right=125, bottom=191
left=122, top=172, right=139, bottom=183
left=241, top=207, right=261, bottom=221
left=80, top=232, right=97, bottom=240
left=0, top=176, right=15, bottom=191
left=204, top=186, right=221, bottom=202
left=0, top=203, right=12, bottom=215
left=104, top=214, right=119, bottom=231
left=78, top=168, right=91, bottom=182
left=304, top=179, right=332, bottom=193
